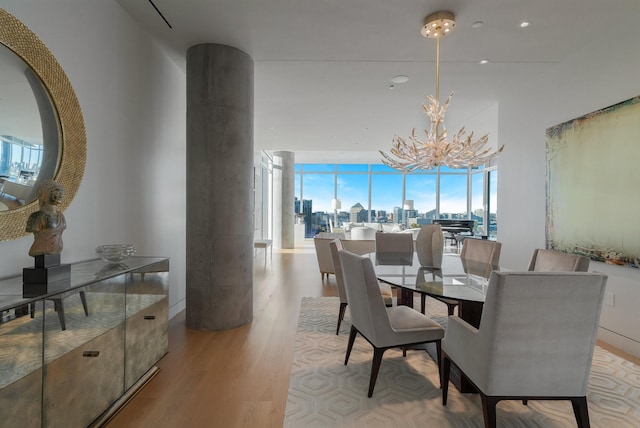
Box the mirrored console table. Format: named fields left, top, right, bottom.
left=0, top=257, right=169, bottom=428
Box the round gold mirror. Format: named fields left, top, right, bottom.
left=0, top=8, right=86, bottom=241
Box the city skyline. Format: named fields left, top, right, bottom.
left=296, top=168, right=495, bottom=215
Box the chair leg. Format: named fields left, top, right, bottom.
left=571, top=397, right=591, bottom=428
left=441, top=353, right=451, bottom=405
left=421, top=294, right=426, bottom=314
left=80, top=291, right=89, bottom=316
left=480, top=394, right=499, bottom=428
left=367, top=347, right=386, bottom=397
left=344, top=325, right=358, bottom=365
left=435, top=340, right=442, bottom=388
left=336, top=302, right=347, bottom=335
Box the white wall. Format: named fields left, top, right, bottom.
left=498, top=12, right=640, bottom=356
left=0, top=1, right=187, bottom=318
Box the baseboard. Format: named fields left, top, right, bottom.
left=598, top=326, right=640, bottom=360
left=169, top=298, right=186, bottom=319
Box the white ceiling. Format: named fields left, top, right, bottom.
left=114, top=0, right=635, bottom=163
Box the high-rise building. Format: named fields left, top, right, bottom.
left=295, top=197, right=313, bottom=236
left=302, top=199, right=312, bottom=235
left=393, top=207, right=402, bottom=224
left=350, top=203, right=364, bottom=222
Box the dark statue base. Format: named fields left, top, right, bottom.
left=35, top=254, right=62, bottom=268
left=23, top=254, right=71, bottom=296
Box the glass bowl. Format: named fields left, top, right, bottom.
left=96, top=244, right=136, bottom=263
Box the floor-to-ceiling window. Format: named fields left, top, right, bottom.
left=438, top=166, right=468, bottom=220
left=370, top=165, right=402, bottom=224
left=0, top=136, right=43, bottom=179
left=488, top=169, right=498, bottom=239
left=405, top=172, right=437, bottom=224
left=336, top=165, right=368, bottom=227
left=471, top=167, right=486, bottom=234
left=255, top=151, right=273, bottom=241
left=293, top=162, right=498, bottom=238
left=296, top=164, right=335, bottom=236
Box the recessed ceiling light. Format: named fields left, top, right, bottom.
left=391, top=75, right=409, bottom=84
left=471, top=21, right=483, bottom=29
left=520, top=21, right=530, bottom=28
left=479, top=59, right=490, bottom=65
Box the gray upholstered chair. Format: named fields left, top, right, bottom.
left=528, top=248, right=590, bottom=272
left=313, top=237, right=335, bottom=280
left=441, top=271, right=608, bottom=428
left=374, top=231, right=414, bottom=266
left=340, top=238, right=376, bottom=255
left=329, top=239, right=349, bottom=334
left=460, top=238, right=502, bottom=265
left=339, top=250, right=444, bottom=397
left=330, top=239, right=393, bottom=335
left=423, top=238, right=502, bottom=316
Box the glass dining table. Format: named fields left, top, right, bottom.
left=372, top=252, right=499, bottom=328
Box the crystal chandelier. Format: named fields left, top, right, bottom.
left=380, top=11, right=503, bottom=171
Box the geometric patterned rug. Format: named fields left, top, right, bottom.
left=284, top=297, right=640, bottom=427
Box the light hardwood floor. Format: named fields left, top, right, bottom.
left=107, top=241, right=336, bottom=427
left=107, top=241, right=639, bottom=427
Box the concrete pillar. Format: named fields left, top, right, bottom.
left=272, top=151, right=294, bottom=249
left=186, top=43, right=254, bottom=330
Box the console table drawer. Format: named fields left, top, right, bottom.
left=125, top=297, right=168, bottom=388
left=43, top=324, right=125, bottom=428
left=0, top=369, right=42, bottom=427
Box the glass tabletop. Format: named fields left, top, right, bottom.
left=372, top=252, right=500, bottom=304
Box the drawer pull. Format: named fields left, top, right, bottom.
left=144, top=315, right=156, bottom=320
left=82, top=351, right=100, bottom=358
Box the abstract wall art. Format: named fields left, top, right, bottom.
left=546, top=95, right=640, bottom=268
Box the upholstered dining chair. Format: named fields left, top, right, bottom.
left=460, top=238, right=502, bottom=265
left=313, top=237, right=335, bottom=280
left=528, top=248, right=590, bottom=272
left=339, top=250, right=444, bottom=397
left=423, top=238, right=502, bottom=316
left=329, top=239, right=349, bottom=335
left=329, top=239, right=393, bottom=335
left=374, top=232, right=414, bottom=266
left=441, top=271, right=608, bottom=428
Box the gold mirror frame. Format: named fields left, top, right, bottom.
left=0, top=8, right=86, bottom=241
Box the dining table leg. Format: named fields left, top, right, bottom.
left=458, top=301, right=483, bottom=329
left=397, top=288, right=415, bottom=307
